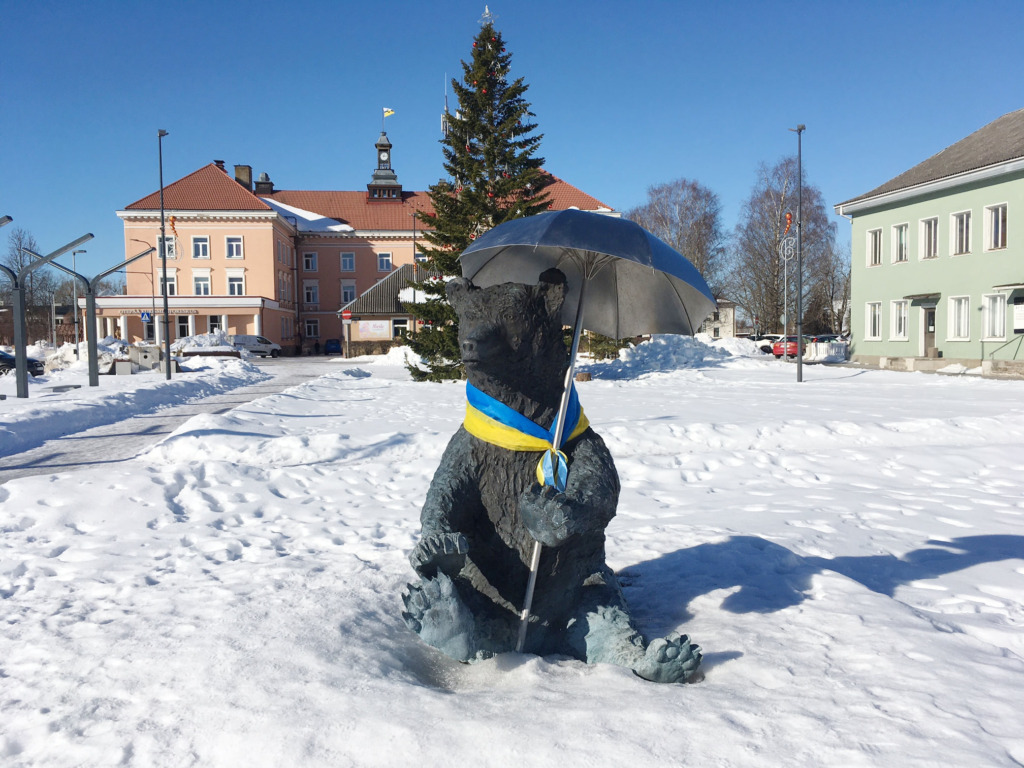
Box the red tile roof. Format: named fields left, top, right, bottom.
left=123, top=163, right=271, bottom=211
left=124, top=166, right=613, bottom=228
left=541, top=172, right=613, bottom=211
left=263, top=190, right=432, bottom=231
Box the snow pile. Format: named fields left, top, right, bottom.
left=706, top=335, right=766, bottom=357
left=583, top=334, right=735, bottom=378
left=171, top=330, right=235, bottom=353
left=938, top=362, right=970, bottom=375
left=41, top=337, right=129, bottom=374
left=365, top=343, right=427, bottom=369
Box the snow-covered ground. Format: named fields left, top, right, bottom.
left=1, top=341, right=270, bottom=457
left=2, top=337, right=1023, bottom=767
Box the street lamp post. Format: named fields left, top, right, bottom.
left=790, top=124, right=806, bottom=382
left=72, top=249, right=86, bottom=357
left=158, top=129, right=171, bottom=379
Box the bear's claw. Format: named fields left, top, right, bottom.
left=409, top=532, right=469, bottom=578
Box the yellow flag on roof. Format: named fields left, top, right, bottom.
left=383, top=108, right=395, bottom=117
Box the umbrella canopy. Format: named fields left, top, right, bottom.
left=460, top=209, right=717, bottom=338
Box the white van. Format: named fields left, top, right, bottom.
left=229, top=334, right=282, bottom=358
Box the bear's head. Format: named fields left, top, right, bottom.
left=447, top=268, right=569, bottom=417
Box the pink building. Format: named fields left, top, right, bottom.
left=102, top=134, right=616, bottom=354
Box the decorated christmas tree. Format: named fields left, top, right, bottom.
left=405, top=11, right=550, bottom=381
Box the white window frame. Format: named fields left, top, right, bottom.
left=951, top=211, right=971, bottom=256
left=982, top=293, right=1006, bottom=340
left=158, top=235, right=177, bottom=260
left=226, top=236, right=244, bottom=259
left=226, top=268, right=245, bottom=296
left=341, top=252, right=355, bottom=272
left=377, top=252, right=392, bottom=272
left=192, top=270, right=211, bottom=296
left=303, top=252, right=318, bottom=272
left=160, top=269, right=177, bottom=296
left=985, top=203, right=1007, bottom=251
left=948, top=295, right=971, bottom=340
left=890, top=300, right=909, bottom=340
left=919, top=217, right=938, bottom=260
left=891, top=223, right=909, bottom=263
left=341, top=280, right=357, bottom=303
left=192, top=236, right=210, bottom=259
left=303, top=281, right=319, bottom=305
left=865, top=302, right=882, bottom=340
left=866, top=229, right=882, bottom=267
left=392, top=318, right=409, bottom=337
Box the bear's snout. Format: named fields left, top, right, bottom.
left=460, top=327, right=504, bottom=364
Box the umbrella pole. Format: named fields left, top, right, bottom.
left=516, top=279, right=588, bottom=653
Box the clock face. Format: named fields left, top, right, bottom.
left=379, top=151, right=389, bottom=161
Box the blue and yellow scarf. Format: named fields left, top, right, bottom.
left=463, top=381, right=589, bottom=491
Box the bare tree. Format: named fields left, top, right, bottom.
left=626, top=178, right=726, bottom=295
left=2, top=227, right=64, bottom=342
left=808, top=240, right=851, bottom=334
left=726, top=157, right=836, bottom=334
left=2, top=227, right=60, bottom=307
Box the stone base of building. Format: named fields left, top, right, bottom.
left=851, top=355, right=1024, bottom=378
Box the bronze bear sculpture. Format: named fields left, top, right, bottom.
left=402, top=269, right=701, bottom=683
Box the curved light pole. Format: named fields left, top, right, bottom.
left=158, top=129, right=171, bottom=379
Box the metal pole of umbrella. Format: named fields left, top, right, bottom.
left=516, top=257, right=591, bottom=653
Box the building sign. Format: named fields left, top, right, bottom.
left=1014, top=297, right=1024, bottom=334
left=101, top=308, right=201, bottom=316
left=358, top=320, right=392, bottom=340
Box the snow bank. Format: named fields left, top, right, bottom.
left=583, top=334, right=735, bottom=379
left=0, top=356, right=268, bottom=457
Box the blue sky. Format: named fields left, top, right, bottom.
left=3, top=0, right=1023, bottom=277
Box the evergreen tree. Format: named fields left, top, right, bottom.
left=405, top=17, right=550, bottom=381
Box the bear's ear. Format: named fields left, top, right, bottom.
left=538, top=268, right=566, bottom=320
left=446, top=277, right=473, bottom=311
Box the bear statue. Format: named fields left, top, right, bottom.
left=401, top=268, right=702, bottom=683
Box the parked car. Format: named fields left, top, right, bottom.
left=749, top=333, right=784, bottom=354
left=323, top=338, right=342, bottom=355
left=0, top=349, right=45, bottom=376
left=228, top=334, right=281, bottom=358
left=772, top=336, right=808, bottom=358
left=809, top=333, right=840, bottom=343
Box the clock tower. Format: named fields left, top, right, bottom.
left=367, top=132, right=402, bottom=200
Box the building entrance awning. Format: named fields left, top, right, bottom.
left=903, top=292, right=940, bottom=301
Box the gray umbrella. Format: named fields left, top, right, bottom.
left=459, top=208, right=717, bottom=650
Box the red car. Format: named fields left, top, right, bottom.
left=772, top=336, right=806, bottom=359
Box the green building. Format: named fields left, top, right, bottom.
left=836, top=108, right=1024, bottom=373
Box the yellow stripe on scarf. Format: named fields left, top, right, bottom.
left=463, top=403, right=590, bottom=453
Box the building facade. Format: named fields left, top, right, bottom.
left=836, top=108, right=1024, bottom=372
left=104, top=134, right=617, bottom=354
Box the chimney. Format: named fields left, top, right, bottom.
left=234, top=164, right=253, bottom=190
left=214, top=159, right=226, bottom=171
left=253, top=172, right=275, bottom=195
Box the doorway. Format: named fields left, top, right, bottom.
left=923, top=306, right=936, bottom=356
